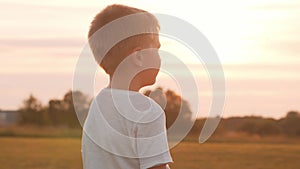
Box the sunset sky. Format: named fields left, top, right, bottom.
left=1, top=0, right=299, bottom=119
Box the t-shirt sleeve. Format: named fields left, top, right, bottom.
left=135, top=105, right=173, bottom=169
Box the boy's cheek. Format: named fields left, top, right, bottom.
left=144, top=68, right=160, bottom=80
left=145, top=53, right=161, bottom=69
left=145, top=62, right=160, bottom=72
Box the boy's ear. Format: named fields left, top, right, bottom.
left=131, top=47, right=143, bottom=67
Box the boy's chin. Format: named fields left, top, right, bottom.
left=142, top=79, right=156, bottom=87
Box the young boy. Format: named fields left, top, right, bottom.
left=81, top=4, right=173, bottom=169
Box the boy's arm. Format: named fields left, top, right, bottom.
left=136, top=104, right=173, bottom=169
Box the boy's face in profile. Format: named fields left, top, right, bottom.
left=137, top=34, right=161, bottom=86
left=109, top=34, right=161, bottom=91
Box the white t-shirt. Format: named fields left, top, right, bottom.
left=81, top=88, right=173, bottom=169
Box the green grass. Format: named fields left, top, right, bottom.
left=1, top=137, right=300, bottom=169
left=0, top=137, right=82, bottom=169
left=170, top=142, right=300, bottom=169
left=0, top=125, right=82, bottom=138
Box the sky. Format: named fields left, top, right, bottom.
left=0, top=0, right=300, bottom=119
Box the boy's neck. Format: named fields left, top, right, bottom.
left=108, top=76, right=142, bottom=92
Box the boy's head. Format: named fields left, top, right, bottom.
left=88, top=4, right=161, bottom=85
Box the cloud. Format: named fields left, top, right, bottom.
left=227, top=63, right=300, bottom=80
left=0, top=1, right=95, bottom=40
left=0, top=38, right=85, bottom=49
left=0, top=1, right=94, bottom=12
left=265, top=39, right=300, bottom=57
left=253, top=2, right=300, bottom=11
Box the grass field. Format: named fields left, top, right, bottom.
left=1, top=137, right=300, bottom=169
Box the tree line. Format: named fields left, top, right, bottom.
left=18, top=88, right=300, bottom=137
left=19, top=90, right=90, bottom=128
left=190, top=111, right=300, bottom=137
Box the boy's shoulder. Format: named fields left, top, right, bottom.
left=93, top=88, right=164, bottom=122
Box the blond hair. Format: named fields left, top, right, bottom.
left=88, top=4, right=160, bottom=75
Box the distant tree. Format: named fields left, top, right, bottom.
left=238, top=120, right=257, bottom=134
left=48, top=90, right=90, bottom=128
left=48, top=99, right=64, bottom=125
left=144, top=87, right=193, bottom=130
left=237, top=117, right=281, bottom=136
left=256, top=119, right=281, bottom=136
left=190, top=119, right=205, bottom=135
left=63, top=90, right=90, bottom=128
left=19, top=94, right=50, bottom=126
left=279, top=111, right=300, bottom=136
left=165, top=90, right=193, bottom=129
left=286, top=111, right=300, bottom=118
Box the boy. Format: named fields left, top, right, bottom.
left=81, top=4, right=173, bottom=169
